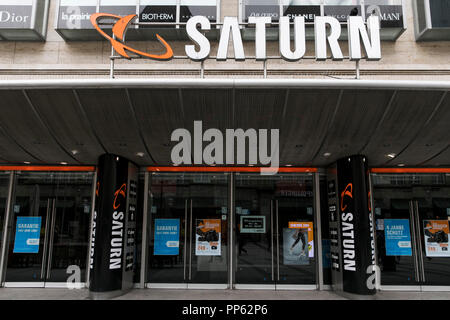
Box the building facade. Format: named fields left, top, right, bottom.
left=0, top=0, right=449, bottom=297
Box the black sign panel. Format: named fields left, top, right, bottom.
left=58, top=5, right=96, bottom=29
left=180, top=5, right=217, bottom=23
left=336, top=155, right=375, bottom=295
left=245, top=5, right=279, bottom=22
left=99, top=6, right=137, bottom=29
left=429, top=0, right=450, bottom=28
left=365, top=5, right=403, bottom=28
left=0, top=4, right=33, bottom=29
left=282, top=5, right=320, bottom=23
left=90, top=154, right=137, bottom=295
left=139, top=5, right=176, bottom=28
left=324, top=5, right=362, bottom=22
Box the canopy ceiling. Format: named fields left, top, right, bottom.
left=0, top=79, right=448, bottom=167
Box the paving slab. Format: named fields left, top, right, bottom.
left=0, top=288, right=449, bottom=300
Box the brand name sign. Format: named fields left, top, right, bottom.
left=92, top=14, right=382, bottom=62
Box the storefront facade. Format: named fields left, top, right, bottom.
left=0, top=0, right=449, bottom=297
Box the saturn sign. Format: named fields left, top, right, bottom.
left=92, top=14, right=381, bottom=62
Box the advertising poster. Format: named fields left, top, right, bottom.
left=424, top=220, right=450, bottom=257
left=13, top=216, right=41, bottom=253
left=195, top=219, right=221, bottom=256
left=288, top=221, right=314, bottom=258
left=240, top=216, right=266, bottom=233
left=153, top=219, right=180, bottom=255
left=283, top=227, right=309, bottom=265
left=384, top=219, right=412, bottom=256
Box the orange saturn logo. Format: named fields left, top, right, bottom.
left=340, top=183, right=353, bottom=212
left=113, top=183, right=127, bottom=210
left=90, top=13, right=173, bottom=60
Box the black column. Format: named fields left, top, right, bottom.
left=328, top=155, right=376, bottom=295
left=89, top=154, right=138, bottom=298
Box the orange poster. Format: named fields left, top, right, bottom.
left=195, top=219, right=221, bottom=256
left=424, top=220, right=450, bottom=257
left=289, top=221, right=314, bottom=258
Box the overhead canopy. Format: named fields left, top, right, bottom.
left=0, top=79, right=449, bottom=167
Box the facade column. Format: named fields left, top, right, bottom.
left=89, top=154, right=138, bottom=299
left=328, top=155, right=376, bottom=295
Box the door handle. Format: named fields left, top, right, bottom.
left=409, top=200, right=420, bottom=283
left=41, top=199, right=52, bottom=280
left=46, top=199, right=57, bottom=279
left=270, top=200, right=274, bottom=282
left=183, top=199, right=188, bottom=281
left=276, top=200, right=280, bottom=282
left=189, top=199, right=193, bottom=281
left=414, top=201, right=426, bottom=283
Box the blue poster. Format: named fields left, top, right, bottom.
left=13, top=216, right=42, bottom=253
left=154, top=219, right=180, bottom=255
left=384, top=219, right=412, bottom=256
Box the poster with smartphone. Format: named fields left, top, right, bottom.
left=195, top=219, right=221, bottom=256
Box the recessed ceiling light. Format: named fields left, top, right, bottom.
left=71, top=150, right=79, bottom=155
left=286, top=164, right=293, bottom=167
left=24, top=161, right=31, bottom=164
left=323, top=152, right=331, bottom=157
left=60, top=162, right=68, bottom=165
left=386, top=153, right=396, bottom=159
left=398, top=164, right=405, bottom=167
left=136, top=152, right=145, bottom=157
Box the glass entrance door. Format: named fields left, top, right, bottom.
left=4, top=172, right=94, bottom=287
left=146, top=173, right=229, bottom=288
left=372, top=173, right=450, bottom=290
left=234, top=173, right=316, bottom=289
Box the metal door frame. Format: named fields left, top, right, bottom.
left=233, top=173, right=320, bottom=291
left=2, top=171, right=95, bottom=289
left=145, top=173, right=231, bottom=289
left=376, top=195, right=450, bottom=292
left=3, top=196, right=55, bottom=288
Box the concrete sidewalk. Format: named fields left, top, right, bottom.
left=0, top=288, right=450, bottom=300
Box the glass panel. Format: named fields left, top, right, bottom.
left=364, top=0, right=403, bottom=28
left=180, top=0, right=217, bottom=23
left=58, top=0, right=97, bottom=29
left=235, top=174, right=274, bottom=284
left=46, top=172, right=94, bottom=282
left=147, top=172, right=229, bottom=284
left=235, top=173, right=316, bottom=285
left=276, top=175, right=316, bottom=285
left=324, top=0, right=362, bottom=22
left=99, top=0, right=137, bottom=29
left=372, top=176, right=417, bottom=286
left=0, top=172, right=10, bottom=254
left=190, top=174, right=228, bottom=283
left=429, top=0, right=450, bottom=28
left=147, top=173, right=186, bottom=283
left=0, top=0, right=33, bottom=29
left=281, top=0, right=321, bottom=23
left=243, top=0, right=280, bottom=23
left=414, top=183, right=450, bottom=286
left=5, top=172, right=94, bottom=283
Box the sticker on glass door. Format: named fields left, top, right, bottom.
left=13, top=217, right=41, bottom=253
left=423, top=220, right=450, bottom=257
left=195, top=219, right=221, bottom=256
